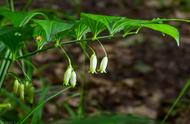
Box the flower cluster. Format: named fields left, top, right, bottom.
left=89, top=53, right=108, bottom=74
left=62, top=42, right=108, bottom=88
left=13, top=80, right=34, bottom=103
left=63, top=53, right=108, bottom=88
left=63, top=65, right=77, bottom=88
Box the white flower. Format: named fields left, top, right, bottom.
left=64, top=65, right=72, bottom=86
left=13, top=79, right=20, bottom=94
left=89, top=53, right=97, bottom=74
left=99, top=56, right=108, bottom=73
left=70, top=71, right=77, bottom=87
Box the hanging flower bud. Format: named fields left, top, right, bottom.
left=13, top=79, right=20, bottom=94
left=89, top=53, right=97, bottom=74
left=70, top=71, right=77, bottom=87
left=19, top=84, right=25, bottom=100
left=99, top=56, right=108, bottom=73
left=64, top=65, right=72, bottom=86
left=0, top=103, right=12, bottom=108
left=25, top=81, right=29, bottom=87
left=28, top=86, right=34, bottom=104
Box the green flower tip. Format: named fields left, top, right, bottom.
left=89, top=53, right=97, bottom=74
left=19, top=84, right=25, bottom=100
left=13, top=79, right=20, bottom=94
left=99, top=56, right=108, bottom=73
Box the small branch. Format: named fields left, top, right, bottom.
left=23, top=0, right=33, bottom=10
left=16, top=35, right=121, bottom=60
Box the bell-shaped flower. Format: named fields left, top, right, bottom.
left=28, top=86, right=34, bottom=104
left=99, top=56, right=108, bottom=73
left=13, top=79, right=20, bottom=94
left=89, top=53, right=97, bottom=74
left=70, top=71, right=77, bottom=87
left=64, top=65, right=72, bottom=86
left=19, top=84, right=25, bottom=100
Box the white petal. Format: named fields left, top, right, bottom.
left=70, top=71, right=77, bottom=87
left=89, top=53, right=97, bottom=73
left=99, top=56, right=108, bottom=73
left=64, top=66, right=72, bottom=85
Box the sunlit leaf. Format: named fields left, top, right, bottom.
left=34, top=20, right=73, bottom=41
left=142, top=24, right=180, bottom=46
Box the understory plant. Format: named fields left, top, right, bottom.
left=1, top=0, right=190, bottom=124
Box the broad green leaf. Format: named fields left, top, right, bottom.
left=34, top=20, right=73, bottom=41
left=74, top=21, right=89, bottom=40
left=33, top=26, right=47, bottom=49
left=82, top=17, right=106, bottom=40
left=0, top=27, right=32, bottom=54
left=142, top=24, right=180, bottom=46
left=81, top=13, right=125, bottom=35
left=0, top=10, right=47, bottom=27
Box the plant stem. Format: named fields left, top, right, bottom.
left=23, top=0, right=33, bottom=10
left=17, top=35, right=120, bottom=60
left=161, top=80, right=190, bottom=124
left=8, top=0, right=14, bottom=11
left=78, top=76, right=85, bottom=118
left=0, top=0, right=15, bottom=88
left=59, top=45, right=71, bottom=65
left=97, top=39, right=107, bottom=56
left=0, top=103, right=11, bottom=108
left=0, top=50, right=12, bottom=88
left=78, top=51, right=86, bottom=118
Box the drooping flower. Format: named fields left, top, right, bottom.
left=89, top=53, right=97, bottom=74
left=64, top=65, right=72, bottom=86
left=19, top=84, right=24, bottom=100
left=99, top=56, right=108, bottom=73
left=70, top=71, right=77, bottom=87
left=28, top=86, right=34, bottom=103
left=13, top=79, right=20, bottom=94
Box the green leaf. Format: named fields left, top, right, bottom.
left=34, top=20, right=73, bottom=41
left=0, top=27, right=32, bottom=54
left=0, top=10, right=47, bottom=27
left=67, top=114, right=159, bottom=124
left=81, top=13, right=107, bottom=39
left=0, top=42, right=5, bottom=57
left=81, top=13, right=126, bottom=36
left=74, top=21, right=89, bottom=40
left=142, top=24, right=180, bottom=46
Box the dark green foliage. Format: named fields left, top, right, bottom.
left=66, top=114, right=160, bottom=124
